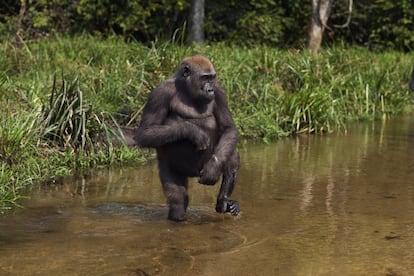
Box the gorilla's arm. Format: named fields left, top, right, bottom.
left=135, top=83, right=209, bottom=150
left=213, top=87, right=239, bottom=164
left=199, top=85, right=238, bottom=185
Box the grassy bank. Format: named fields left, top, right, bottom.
left=1, top=35, right=413, bottom=211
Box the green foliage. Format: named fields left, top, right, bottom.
left=0, top=110, right=37, bottom=167
left=368, top=0, right=414, bottom=51
left=41, top=76, right=90, bottom=150
left=330, top=0, right=414, bottom=51
left=205, top=0, right=285, bottom=46
left=0, top=36, right=413, bottom=210
left=0, top=0, right=412, bottom=50
left=0, top=163, right=30, bottom=211
left=207, top=45, right=412, bottom=139
left=0, top=0, right=188, bottom=41
left=0, top=110, right=38, bottom=211
left=39, top=74, right=124, bottom=154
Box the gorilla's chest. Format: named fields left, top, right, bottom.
left=169, top=95, right=217, bottom=132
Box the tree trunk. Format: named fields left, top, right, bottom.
left=187, top=0, right=205, bottom=44
left=16, top=0, right=28, bottom=38
left=308, top=0, right=332, bottom=53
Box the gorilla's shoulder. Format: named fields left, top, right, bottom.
left=155, top=78, right=174, bottom=88
left=151, top=79, right=177, bottom=96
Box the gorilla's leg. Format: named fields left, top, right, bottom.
left=216, top=151, right=240, bottom=216
left=159, top=162, right=189, bottom=222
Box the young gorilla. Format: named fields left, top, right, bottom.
left=135, top=55, right=240, bottom=221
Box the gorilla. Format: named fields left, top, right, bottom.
left=410, top=64, right=414, bottom=91
left=135, top=55, right=240, bottom=221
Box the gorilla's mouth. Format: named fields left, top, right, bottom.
left=204, top=91, right=215, bottom=101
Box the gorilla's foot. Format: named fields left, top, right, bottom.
left=168, top=208, right=187, bottom=222
left=216, top=198, right=240, bottom=216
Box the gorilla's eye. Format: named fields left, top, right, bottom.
left=201, top=74, right=216, bottom=82
left=183, top=65, right=191, bottom=77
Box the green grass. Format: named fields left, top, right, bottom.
left=0, top=34, right=413, bottom=211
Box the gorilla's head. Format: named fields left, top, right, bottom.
left=176, top=55, right=217, bottom=103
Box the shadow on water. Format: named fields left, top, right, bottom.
left=1, top=115, right=414, bottom=275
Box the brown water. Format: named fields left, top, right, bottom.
left=1, top=116, right=414, bottom=275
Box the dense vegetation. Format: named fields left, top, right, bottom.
left=0, top=0, right=413, bottom=211
left=0, top=0, right=413, bottom=51
left=1, top=35, right=413, bottom=211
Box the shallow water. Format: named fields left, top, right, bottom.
left=1, top=116, right=414, bottom=275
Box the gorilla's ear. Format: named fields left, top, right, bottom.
left=183, top=65, right=191, bottom=78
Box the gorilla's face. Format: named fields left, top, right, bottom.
left=195, top=70, right=216, bottom=102
left=179, top=55, right=217, bottom=103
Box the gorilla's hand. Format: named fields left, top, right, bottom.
left=216, top=198, right=240, bottom=216
left=199, top=155, right=221, bottom=185
left=183, top=122, right=210, bottom=150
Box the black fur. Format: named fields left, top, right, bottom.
left=135, top=55, right=240, bottom=221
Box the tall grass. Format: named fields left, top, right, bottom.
left=210, top=46, right=412, bottom=138
left=0, top=110, right=39, bottom=209
left=40, top=74, right=125, bottom=154
left=0, top=35, right=413, bottom=210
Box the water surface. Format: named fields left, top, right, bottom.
left=1, top=116, right=414, bottom=275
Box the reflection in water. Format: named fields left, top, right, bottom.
left=1, top=116, right=414, bottom=275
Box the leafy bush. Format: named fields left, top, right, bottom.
left=0, top=0, right=412, bottom=50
